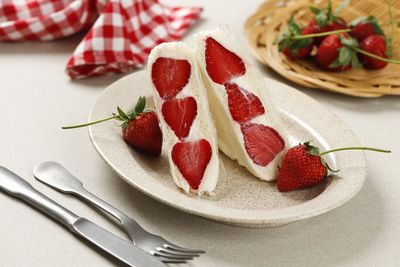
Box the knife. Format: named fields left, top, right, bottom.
left=0, top=166, right=165, bottom=267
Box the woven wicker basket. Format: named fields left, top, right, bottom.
left=245, top=0, right=400, bottom=97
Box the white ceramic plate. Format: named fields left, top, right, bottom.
left=88, top=70, right=366, bottom=228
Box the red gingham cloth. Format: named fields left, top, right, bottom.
left=0, top=0, right=202, bottom=79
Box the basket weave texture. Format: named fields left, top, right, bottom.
left=245, top=0, right=400, bottom=97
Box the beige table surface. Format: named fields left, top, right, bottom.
left=1, top=0, right=399, bottom=266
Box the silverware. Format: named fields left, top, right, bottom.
left=33, top=161, right=205, bottom=263
left=0, top=166, right=165, bottom=267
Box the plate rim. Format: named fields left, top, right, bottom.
left=88, top=70, right=367, bottom=227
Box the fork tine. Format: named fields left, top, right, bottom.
left=155, top=256, right=188, bottom=264
left=157, top=247, right=199, bottom=257
left=153, top=251, right=194, bottom=260
left=163, top=243, right=206, bottom=254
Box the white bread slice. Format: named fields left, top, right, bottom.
left=194, top=27, right=288, bottom=181
left=148, top=42, right=219, bottom=195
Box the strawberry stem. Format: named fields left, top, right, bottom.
left=62, top=115, right=119, bottom=129
left=291, top=29, right=350, bottom=40
left=353, top=47, right=400, bottom=64
left=320, top=147, right=391, bottom=155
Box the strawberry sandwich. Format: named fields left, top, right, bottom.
left=148, top=42, right=219, bottom=195
left=194, top=28, right=288, bottom=181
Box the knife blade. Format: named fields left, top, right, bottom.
left=0, top=166, right=165, bottom=267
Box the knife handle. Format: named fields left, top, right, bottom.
left=0, top=166, right=78, bottom=226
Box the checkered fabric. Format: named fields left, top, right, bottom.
left=0, top=0, right=202, bottom=79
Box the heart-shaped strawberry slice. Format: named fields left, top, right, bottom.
left=151, top=57, right=191, bottom=100
left=205, top=37, right=246, bottom=84
left=162, top=97, right=197, bottom=139
left=225, top=82, right=265, bottom=123
left=171, top=139, right=212, bottom=190
left=241, top=123, right=285, bottom=166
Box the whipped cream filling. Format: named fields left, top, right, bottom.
left=148, top=42, right=219, bottom=194
left=194, top=27, right=289, bottom=181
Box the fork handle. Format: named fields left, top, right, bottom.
left=0, top=167, right=78, bottom=227
left=76, top=187, right=146, bottom=234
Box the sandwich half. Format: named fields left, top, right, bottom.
left=194, top=27, right=288, bottom=181
left=148, top=42, right=219, bottom=194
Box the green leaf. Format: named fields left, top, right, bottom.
left=117, top=107, right=129, bottom=121
left=349, top=16, right=367, bottom=27
left=370, top=16, right=384, bottom=35
left=134, top=96, right=146, bottom=115
left=304, top=141, right=320, bottom=156
left=325, top=162, right=340, bottom=173
left=351, top=55, right=362, bottom=68
left=329, top=58, right=342, bottom=68
left=288, top=16, right=301, bottom=34
left=335, top=0, right=350, bottom=14
left=339, top=47, right=351, bottom=66
left=339, top=35, right=359, bottom=47
left=309, top=6, right=321, bottom=15
left=316, top=11, right=328, bottom=27
left=278, top=35, right=291, bottom=51
left=114, top=116, right=124, bottom=121
left=327, top=0, right=333, bottom=22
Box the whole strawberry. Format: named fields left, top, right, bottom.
left=358, top=35, right=388, bottom=69
left=349, top=16, right=384, bottom=42
left=277, top=142, right=391, bottom=192
left=281, top=28, right=315, bottom=59
left=277, top=142, right=327, bottom=192
left=63, top=96, right=163, bottom=156
left=278, top=17, right=315, bottom=59
left=122, top=111, right=162, bottom=156
left=307, top=0, right=348, bottom=44
left=315, top=34, right=360, bottom=71
left=306, top=18, right=347, bottom=45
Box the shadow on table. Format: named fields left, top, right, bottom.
left=97, top=162, right=384, bottom=267
left=0, top=32, right=86, bottom=54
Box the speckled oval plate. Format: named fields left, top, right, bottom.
left=88, top=70, right=367, bottom=228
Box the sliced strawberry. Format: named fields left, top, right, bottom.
left=225, top=82, right=265, bottom=123
left=151, top=57, right=191, bottom=100
left=171, top=139, right=212, bottom=190
left=205, top=37, right=246, bottom=84
left=161, top=97, right=197, bottom=139
left=241, top=123, right=285, bottom=166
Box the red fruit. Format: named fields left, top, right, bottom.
left=161, top=97, right=197, bottom=139
left=359, top=35, right=388, bottom=69
left=350, top=23, right=377, bottom=42
left=277, top=143, right=327, bottom=192
left=315, top=34, right=350, bottom=71
left=225, top=82, right=265, bottom=123
left=241, top=123, right=285, bottom=166
left=123, top=111, right=163, bottom=156
left=307, top=19, right=347, bottom=44
left=282, top=28, right=315, bottom=59
left=205, top=37, right=246, bottom=84
left=151, top=57, right=191, bottom=100
left=171, top=139, right=212, bottom=190
left=277, top=142, right=391, bottom=192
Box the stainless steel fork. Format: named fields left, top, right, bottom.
left=33, top=161, right=204, bottom=264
